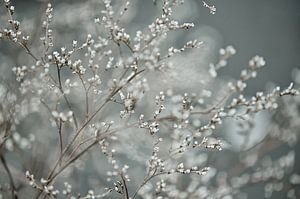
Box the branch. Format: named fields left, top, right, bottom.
left=0, top=154, right=18, bottom=199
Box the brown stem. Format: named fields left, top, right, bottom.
left=132, top=171, right=168, bottom=199
left=56, top=64, right=62, bottom=90
left=56, top=63, right=79, bottom=129
left=46, top=69, right=145, bottom=184
left=58, top=119, right=63, bottom=164
left=19, top=42, right=39, bottom=62
left=0, top=154, right=18, bottom=199
left=49, top=140, right=98, bottom=183
left=191, top=91, right=232, bottom=115
left=78, top=75, right=90, bottom=120
left=120, top=173, right=129, bottom=199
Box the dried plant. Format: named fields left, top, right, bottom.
left=0, top=0, right=299, bottom=198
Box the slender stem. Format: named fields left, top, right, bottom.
left=43, top=8, right=50, bottom=56
left=56, top=64, right=62, bottom=90
left=78, top=75, right=89, bottom=120
left=132, top=171, right=168, bottom=199
left=65, top=99, right=109, bottom=153
left=19, top=42, right=39, bottom=62
left=46, top=69, right=146, bottom=183
left=58, top=119, right=63, bottom=164
left=120, top=173, right=129, bottom=199
left=0, top=154, right=18, bottom=199
left=191, top=91, right=232, bottom=115
left=55, top=63, right=79, bottom=129
left=40, top=99, right=63, bottom=160
left=49, top=140, right=98, bottom=182
left=68, top=136, right=96, bottom=159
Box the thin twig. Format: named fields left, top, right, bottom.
left=56, top=64, right=62, bottom=90
left=191, top=91, right=232, bottom=115
left=18, top=42, right=39, bottom=62
left=132, top=171, right=168, bottom=199
left=78, top=75, right=90, bottom=120
left=46, top=69, right=146, bottom=184
left=0, top=154, right=18, bottom=199
left=58, top=119, right=63, bottom=164
left=120, top=173, right=129, bottom=199
left=56, top=63, right=79, bottom=129
left=49, top=140, right=98, bottom=183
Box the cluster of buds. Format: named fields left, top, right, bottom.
left=155, top=179, right=167, bottom=194
left=169, top=21, right=195, bottom=30
left=25, top=171, right=59, bottom=197
left=175, top=163, right=210, bottom=175
left=167, top=40, right=203, bottom=57
left=279, top=82, right=299, bottom=96
left=139, top=114, right=160, bottom=135
left=112, top=28, right=131, bottom=45
left=40, top=3, right=54, bottom=49
left=148, top=139, right=165, bottom=172
left=154, top=92, right=166, bottom=119
left=228, top=55, right=266, bottom=92
left=202, top=1, right=216, bottom=14
left=209, top=45, right=236, bottom=78
left=62, top=182, right=72, bottom=196
left=12, top=66, right=28, bottom=82
left=119, top=79, right=149, bottom=118
left=1, top=0, right=32, bottom=46
left=51, top=110, right=73, bottom=122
